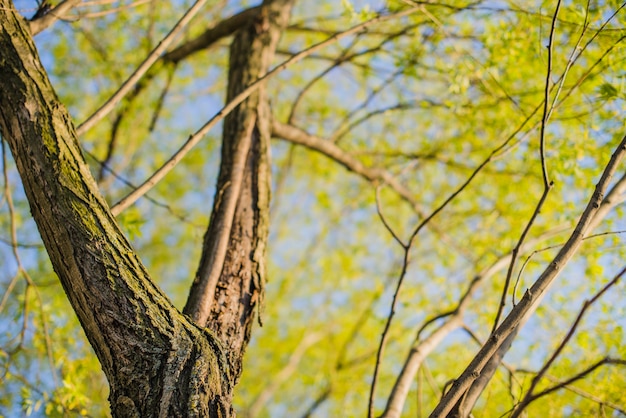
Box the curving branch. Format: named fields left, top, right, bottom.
left=513, top=357, right=626, bottom=417
left=272, top=120, right=423, bottom=213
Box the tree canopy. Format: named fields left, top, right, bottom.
left=1, top=0, right=626, bottom=416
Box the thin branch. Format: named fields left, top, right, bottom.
left=510, top=265, right=626, bottom=417
left=375, top=185, right=408, bottom=248
left=76, top=0, right=212, bottom=135
left=538, top=0, right=561, bottom=188
left=368, top=241, right=411, bottom=418
left=68, top=0, right=151, bottom=19
left=520, top=371, right=626, bottom=416
left=513, top=228, right=626, bottom=305
left=515, top=357, right=626, bottom=417
left=491, top=0, right=562, bottom=333
left=148, top=63, right=178, bottom=132
left=110, top=6, right=422, bottom=215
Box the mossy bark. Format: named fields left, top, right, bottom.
left=0, top=1, right=232, bottom=416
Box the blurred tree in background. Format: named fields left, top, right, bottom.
left=1, top=0, right=626, bottom=416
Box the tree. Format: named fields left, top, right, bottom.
left=0, top=0, right=625, bottom=416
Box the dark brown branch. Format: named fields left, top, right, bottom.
left=163, top=6, right=261, bottom=63
left=514, top=358, right=626, bottom=417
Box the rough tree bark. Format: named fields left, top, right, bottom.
left=0, top=0, right=291, bottom=415
left=183, top=0, right=293, bottom=382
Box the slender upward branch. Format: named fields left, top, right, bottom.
left=539, top=0, right=561, bottom=189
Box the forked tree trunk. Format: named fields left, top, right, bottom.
left=0, top=0, right=291, bottom=415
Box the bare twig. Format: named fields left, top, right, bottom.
left=375, top=186, right=408, bottom=248
left=538, top=0, right=561, bottom=189
left=69, top=0, right=150, bottom=19
left=514, top=357, right=626, bottom=417
left=515, top=371, right=626, bottom=415
left=368, top=237, right=412, bottom=418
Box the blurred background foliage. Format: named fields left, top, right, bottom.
left=1, top=0, right=626, bottom=416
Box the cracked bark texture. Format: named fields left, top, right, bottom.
left=184, top=0, right=293, bottom=382
left=0, top=1, right=233, bottom=416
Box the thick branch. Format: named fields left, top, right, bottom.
left=163, top=6, right=261, bottom=63
left=29, top=0, right=81, bottom=35
left=430, top=134, right=626, bottom=417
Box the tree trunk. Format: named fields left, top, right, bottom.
left=183, top=0, right=293, bottom=382
left=0, top=0, right=290, bottom=415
